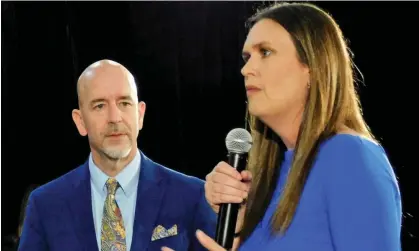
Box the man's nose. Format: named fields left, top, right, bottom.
left=108, top=103, right=122, bottom=123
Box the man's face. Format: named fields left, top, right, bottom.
left=73, top=65, right=145, bottom=160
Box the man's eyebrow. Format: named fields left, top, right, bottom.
left=90, top=98, right=106, bottom=105
left=119, top=95, right=134, bottom=101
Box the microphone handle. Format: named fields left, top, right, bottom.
left=215, top=152, right=248, bottom=249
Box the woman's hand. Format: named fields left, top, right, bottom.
left=161, top=230, right=227, bottom=251
left=205, top=161, right=252, bottom=235
left=205, top=161, right=252, bottom=214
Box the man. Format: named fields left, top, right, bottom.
left=18, top=60, right=217, bottom=251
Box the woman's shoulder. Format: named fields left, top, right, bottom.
left=319, top=132, right=385, bottom=159
left=314, top=132, right=396, bottom=182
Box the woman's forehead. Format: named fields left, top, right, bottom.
left=243, top=19, right=291, bottom=51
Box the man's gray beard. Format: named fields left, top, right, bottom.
left=102, top=145, right=132, bottom=160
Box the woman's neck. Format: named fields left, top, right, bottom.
left=261, top=111, right=303, bottom=150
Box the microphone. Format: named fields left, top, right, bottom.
left=215, top=128, right=253, bottom=250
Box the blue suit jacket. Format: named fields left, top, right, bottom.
left=18, top=152, right=217, bottom=251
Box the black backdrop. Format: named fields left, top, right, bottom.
left=2, top=1, right=418, bottom=250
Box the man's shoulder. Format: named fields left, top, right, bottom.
left=149, top=158, right=204, bottom=190
left=30, top=163, right=87, bottom=202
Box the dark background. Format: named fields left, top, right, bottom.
left=2, top=1, right=418, bottom=250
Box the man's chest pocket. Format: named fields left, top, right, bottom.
left=147, top=224, right=189, bottom=251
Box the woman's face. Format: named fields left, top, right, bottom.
left=241, top=18, right=310, bottom=123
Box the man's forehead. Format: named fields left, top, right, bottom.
left=77, top=60, right=138, bottom=105
left=83, top=82, right=138, bottom=105
left=83, top=76, right=137, bottom=97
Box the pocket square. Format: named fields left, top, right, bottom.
left=151, top=224, right=178, bottom=241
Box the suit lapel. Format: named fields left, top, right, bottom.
left=67, top=161, right=98, bottom=251
left=130, top=152, right=166, bottom=251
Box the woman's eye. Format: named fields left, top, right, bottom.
left=260, top=48, right=272, bottom=57
left=242, top=53, right=250, bottom=63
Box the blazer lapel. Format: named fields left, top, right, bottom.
left=130, top=152, right=166, bottom=251
left=67, top=161, right=98, bottom=251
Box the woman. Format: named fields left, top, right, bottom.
left=3, top=185, right=38, bottom=251
left=164, top=2, right=401, bottom=251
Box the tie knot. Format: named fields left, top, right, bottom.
left=105, top=178, right=119, bottom=196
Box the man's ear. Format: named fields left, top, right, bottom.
left=72, top=109, right=87, bottom=136
left=138, top=101, right=146, bottom=130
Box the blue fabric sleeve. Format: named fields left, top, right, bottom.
left=18, top=191, right=48, bottom=251
left=321, top=136, right=402, bottom=251
left=190, top=180, right=217, bottom=251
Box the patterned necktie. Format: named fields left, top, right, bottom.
left=101, top=178, right=126, bottom=251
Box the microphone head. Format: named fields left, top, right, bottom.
left=225, top=128, right=253, bottom=154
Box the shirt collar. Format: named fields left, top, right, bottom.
left=89, top=149, right=141, bottom=197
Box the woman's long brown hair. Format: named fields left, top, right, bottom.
left=240, top=2, right=376, bottom=244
